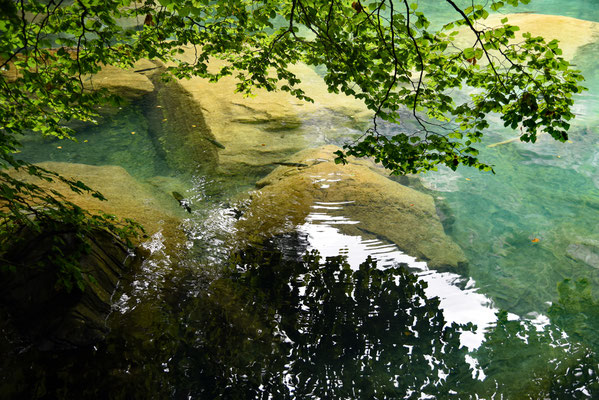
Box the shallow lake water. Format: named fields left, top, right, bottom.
left=4, top=1, right=599, bottom=398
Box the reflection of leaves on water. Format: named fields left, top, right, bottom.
left=474, top=310, right=599, bottom=398
left=173, top=250, right=599, bottom=399
left=4, top=248, right=599, bottom=399
left=174, top=247, right=476, bottom=399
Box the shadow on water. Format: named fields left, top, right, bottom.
left=2, top=239, right=599, bottom=399
left=142, top=74, right=220, bottom=178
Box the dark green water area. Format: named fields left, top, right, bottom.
left=3, top=243, right=599, bottom=399
left=17, top=102, right=172, bottom=180
left=4, top=1, right=599, bottom=398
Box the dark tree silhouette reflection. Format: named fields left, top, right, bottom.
left=172, top=247, right=476, bottom=399
left=3, top=244, right=599, bottom=399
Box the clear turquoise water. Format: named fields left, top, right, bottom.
left=17, top=101, right=175, bottom=180
left=419, top=8, right=599, bottom=317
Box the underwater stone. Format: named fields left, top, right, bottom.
left=8, top=162, right=186, bottom=250
left=566, top=240, right=599, bottom=269
left=234, top=145, right=467, bottom=271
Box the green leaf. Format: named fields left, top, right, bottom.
left=491, top=2, right=504, bottom=11
left=463, top=48, right=475, bottom=59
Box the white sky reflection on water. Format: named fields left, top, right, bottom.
left=298, top=202, right=500, bottom=350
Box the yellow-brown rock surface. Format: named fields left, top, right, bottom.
left=83, top=59, right=158, bottom=98
left=10, top=162, right=184, bottom=247
left=173, top=50, right=372, bottom=176
left=235, top=146, right=466, bottom=270
left=458, top=14, right=599, bottom=60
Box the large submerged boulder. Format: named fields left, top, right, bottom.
left=234, top=145, right=467, bottom=271
left=173, top=51, right=372, bottom=178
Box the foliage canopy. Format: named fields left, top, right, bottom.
left=0, top=0, right=585, bottom=280
left=1, top=0, right=585, bottom=169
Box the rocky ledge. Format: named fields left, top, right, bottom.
left=234, top=145, right=467, bottom=271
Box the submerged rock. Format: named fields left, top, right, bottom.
left=234, top=145, right=467, bottom=271
left=162, top=14, right=599, bottom=180
left=0, top=228, right=143, bottom=350
left=2, top=162, right=190, bottom=351
left=9, top=162, right=185, bottom=247
left=457, top=14, right=599, bottom=61
left=173, top=51, right=373, bottom=178
left=566, top=240, right=599, bottom=269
